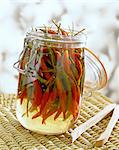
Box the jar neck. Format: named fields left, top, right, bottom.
left=26, top=27, right=87, bottom=48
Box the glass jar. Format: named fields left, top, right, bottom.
left=14, top=27, right=107, bottom=135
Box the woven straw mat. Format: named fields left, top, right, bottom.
left=0, top=92, right=119, bottom=150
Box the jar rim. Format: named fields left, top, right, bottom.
left=26, top=26, right=87, bottom=45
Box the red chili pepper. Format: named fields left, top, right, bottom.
left=69, top=82, right=79, bottom=120
left=48, top=29, right=57, bottom=34
left=54, top=107, right=62, bottom=120
left=70, top=63, right=79, bottom=81
left=67, top=49, right=79, bottom=81
left=40, top=28, right=57, bottom=34
left=54, top=50, right=61, bottom=66
left=42, top=107, right=57, bottom=124
left=74, top=53, right=81, bottom=59
left=61, top=29, right=68, bottom=36
left=56, top=77, right=66, bottom=119
left=39, top=88, right=49, bottom=114
left=63, top=50, right=74, bottom=80
left=18, top=88, right=27, bottom=104
left=32, top=111, right=41, bottom=119
left=74, top=54, right=83, bottom=80
left=17, top=74, right=22, bottom=96
left=41, top=89, right=57, bottom=115
left=32, top=80, right=42, bottom=106
left=76, top=86, right=80, bottom=105
left=55, top=51, right=61, bottom=61
left=36, top=47, right=48, bottom=53
left=41, top=57, right=51, bottom=79
left=64, top=50, right=70, bottom=69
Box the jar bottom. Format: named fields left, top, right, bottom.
left=16, top=99, right=74, bottom=135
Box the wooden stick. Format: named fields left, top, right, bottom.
left=95, top=104, right=119, bottom=147
left=71, top=104, right=116, bottom=142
